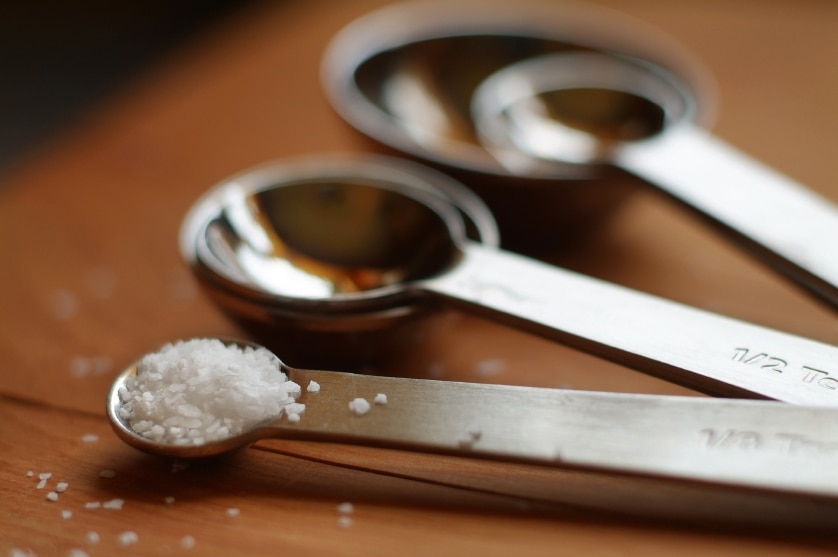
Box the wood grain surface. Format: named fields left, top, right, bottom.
left=1, top=0, right=837, bottom=554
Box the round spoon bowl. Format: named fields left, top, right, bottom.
left=321, top=0, right=715, bottom=250
left=181, top=154, right=494, bottom=369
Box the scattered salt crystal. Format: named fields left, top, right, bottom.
left=46, top=491, right=59, bottom=502
left=103, top=498, right=124, bottom=510
left=373, top=393, right=388, bottom=405
left=9, top=549, right=35, bottom=557
left=36, top=479, right=47, bottom=490
left=69, top=356, right=92, bottom=378
left=336, top=502, right=354, bottom=514
left=85, top=531, right=100, bottom=544
left=306, top=380, right=320, bottom=393
left=56, top=482, right=69, bottom=492
left=67, top=550, right=90, bottom=557
left=225, top=507, right=240, bottom=518
left=61, top=510, right=73, bottom=519
left=338, top=515, right=353, bottom=528
left=474, top=358, right=505, bottom=377
left=119, top=339, right=301, bottom=447
left=163, top=496, right=175, bottom=505
left=48, top=289, right=79, bottom=320
left=348, top=398, right=371, bottom=416
left=117, top=531, right=138, bottom=546
left=81, top=434, right=99, bottom=443
left=181, top=536, right=196, bottom=549
left=84, top=502, right=101, bottom=509
left=26, top=470, right=33, bottom=477
left=286, top=413, right=300, bottom=424
left=99, top=469, right=116, bottom=479
left=39, top=472, right=52, bottom=481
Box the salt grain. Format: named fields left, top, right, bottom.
left=474, top=358, right=505, bottom=377
left=103, top=498, right=124, bottom=510
left=67, top=550, right=90, bottom=557
left=373, top=393, right=388, bottom=405
left=225, top=507, right=240, bottom=518
left=84, top=502, right=101, bottom=509
left=336, top=502, right=354, bottom=514
left=117, top=531, right=138, bottom=546
left=81, top=434, right=99, bottom=444
left=56, top=482, right=69, bottom=492
left=61, top=510, right=73, bottom=519
left=48, top=289, right=79, bottom=320
left=26, top=470, right=33, bottom=477
left=99, top=469, right=116, bottom=479
left=85, top=531, right=100, bottom=544
left=306, top=380, right=320, bottom=393
left=118, top=339, right=303, bottom=446
left=348, top=398, right=371, bottom=416
left=163, top=496, right=175, bottom=505
left=181, top=535, right=196, bottom=549
left=338, top=515, right=353, bottom=528
left=38, top=472, right=52, bottom=481
left=286, top=413, right=300, bottom=424
left=36, top=479, right=47, bottom=490
left=46, top=491, right=59, bottom=502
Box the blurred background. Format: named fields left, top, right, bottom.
left=0, top=0, right=263, bottom=175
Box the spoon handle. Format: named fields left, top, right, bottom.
left=616, top=124, right=838, bottom=309
left=421, top=243, right=838, bottom=406
left=285, top=368, right=838, bottom=499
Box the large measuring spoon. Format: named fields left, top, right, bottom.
left=471, top=52, right=838, bottom=309
left=107, top=339, right=838, bottom=500
left=187, top=161, right=838, bottom=406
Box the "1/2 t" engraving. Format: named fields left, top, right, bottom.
left=731, top=348, right=787, bottom=372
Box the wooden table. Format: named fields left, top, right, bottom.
left=2, top=0, right=838, bottom=554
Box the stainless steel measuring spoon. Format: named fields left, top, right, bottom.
left=108, top=338, right=838, bottom=501
left=472, top=52, right=838, bottom=309
left=183, top=159, right=838, bottom=406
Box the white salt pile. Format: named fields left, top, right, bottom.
left=118, top=339, right=302, bottom=446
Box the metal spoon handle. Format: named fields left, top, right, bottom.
left=616, top=125, right=838, bottom=308
left=420, top=243, right=838, bottom=406
left=284, top=368, right=838, bottom=499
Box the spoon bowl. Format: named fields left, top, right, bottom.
left=181, top=154, right=497, bottom=368
left=321, top=0, right=715, bottom=249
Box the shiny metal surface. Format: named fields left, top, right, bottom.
left=321, top=0, right=715, bottom=248
left=108, top=340, right=838, bottom=499
left=473, top=52, right=838, bottom=308
left=186, top=162, right=838, bottom=405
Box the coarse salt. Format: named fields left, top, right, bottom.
left=474, top=358, right=505, bottom=377
left=181, top=535, right=196, bottom=549
left=84, top=502, right=101, bottom=509
left=336, top=502, right=354, bottom=514
left=61, top=510, right=73, bottom=519
left=56, top=482, right=69, bottom=492
left=118, top=531, right=138, bottom=546
left=348, top=398, right=371, bottom=416
left=163, top=496, right=175, bottom=505
left=38, top=472, right=52, bottom=481
left=26, top=470, right=33, bottom=477
left=338, top=515, right=353, bottom=528
left=225, top=507, right=240, bottom=518
left=103, top=498, right=124, bottom=510
left=373, top=393, right=388, bottom=405
left=81, top=434, right=99, bottom=443
left=86, top=531, right=100, bottom=544
left=99, top=469, right=116, bottom=479
left=46, top=491, right=59, bottom=502
left=307, top=380, right=320, bottom=393
left=68, top=549, right=90, bottom=557
left=118, top=339, right=303, bottom=446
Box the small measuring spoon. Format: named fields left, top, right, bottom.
left=471, top=52, right=838, bottom=309
left=187, top=162, right=838, bottom=406
left=107, top=339, right=838, bottom=500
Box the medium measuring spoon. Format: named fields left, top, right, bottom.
left=185, top=161, right=838, bottom=406
left=107, top=339, right=838, bottom=500
left=471, top=52, right=838, bottom=309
